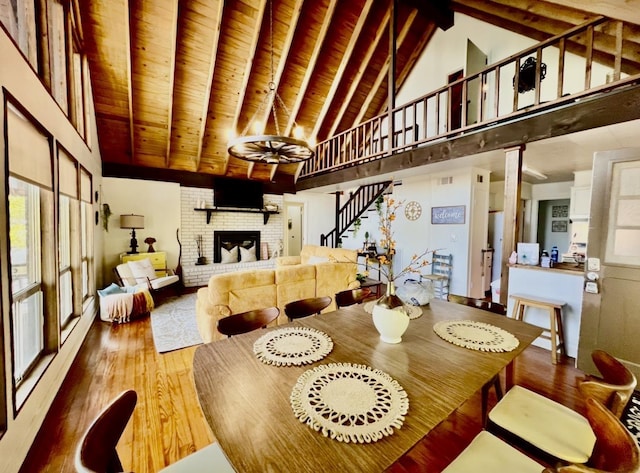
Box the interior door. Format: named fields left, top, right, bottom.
left=465, top=39, right=487, bottom=126
left=285, top=203, right=303, bottom=256
left=577, top=148, right=640, bottom=378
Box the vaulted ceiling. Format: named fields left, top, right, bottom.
left=79, top=0, right=640, bottom=190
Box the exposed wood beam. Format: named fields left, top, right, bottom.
left=258, top=0, right=305, bottom=130
left=164, top=2, right=179, bottom=167
left=543, top=0, right=640, bottom=26
left=284, top=0, right=339, bottom=136
left=500, top=145, right=523, bottom=306
left=231, top=0, right=268, bottom=134
left=401, top=0, right=453, bottom=30
left=352, top=8, right=418, bottom=127
left=327, top=9, right=391, bottom=138
left=125, top=2, right=135, bottom=164
left=168, top=0, right=224, bottom=171
left=378, top=21, right=437, bottom=115
left=311, top=0, right=375, bottom=140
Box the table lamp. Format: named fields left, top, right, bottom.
left=120, top=214, right=145, bottom=254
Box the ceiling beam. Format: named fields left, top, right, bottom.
left=401, top=0, right=453, bottom=30
left=352, top=7, right=418, bottom=127
left=168, top=0, right=224, bottom=172
left=543, top=0, right=640, bottom=26
left=311, top=0, right=375, bottom=140
left=164, top=2, right=179, bottom=167
left=327, top=8, right=391, bottom=138
left=284, top=0, right=339, bottom=136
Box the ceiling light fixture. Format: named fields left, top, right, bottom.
left=227, top=0, right=314, bottom=165
left=522, top=165, right=548, bottom=180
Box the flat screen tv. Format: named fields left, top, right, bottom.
left=213, top=178, right=264, bottom=209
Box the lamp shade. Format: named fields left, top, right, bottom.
left=120, top=214, right=145, bottom=229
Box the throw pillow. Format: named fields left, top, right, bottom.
left=240, top=245, right=257, bottom=262
left=128, top=258, right=157, bottom=282
left=221, top=246, right=238, bottom=264
left=98, top=283, right=125, bottom=298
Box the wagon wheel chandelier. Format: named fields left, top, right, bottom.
left=227, top=0, right=315, bottom=165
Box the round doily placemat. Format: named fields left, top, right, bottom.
left=253, top=327, right=333, bottom=366
left=290, top=362, right=409, bottom=443
left=363, top=301, right=422, bottom=319
left=433, top=319, right=519, bottom=352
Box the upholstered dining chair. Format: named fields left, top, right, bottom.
left=443, top=397, right=640, bottom=473
left=284, top=296, right=332, bottom=322
left=447, top=293, right=507, bottom=424
left=335, top=288, right=372, bottom=308
left=487, top=350, right=637, bottom=465
left=75, top=389, right=234, bottom=473
left=217, top=307, right=280, bottom=337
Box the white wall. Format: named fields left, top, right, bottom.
left=101, top=178, right=181, bottom=285
left=284, top=191, right=336, bottom=247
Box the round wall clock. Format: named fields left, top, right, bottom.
left=405, top=201, right=422, bottom=221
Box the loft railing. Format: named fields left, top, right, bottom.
left=301, top=16, right=640, bottom=178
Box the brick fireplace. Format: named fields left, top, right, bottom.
left=214, top=230, right=261, bottom=263
left=180, top=187, right=283, bottom=287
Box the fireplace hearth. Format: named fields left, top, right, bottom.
left=214, top=231, right=261, bottom=263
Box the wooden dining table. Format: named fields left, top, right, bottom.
left=192, top=298, right=543, bottom=472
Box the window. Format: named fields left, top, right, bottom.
left=80, top=168, right=93, bottom=301
left=0, top=0, right=38, bottom=68
left=47, top=0, right=68, bottom=114
left=9, top=178, right=44, bottom=384
left=7, top=102, right=55, bottom=408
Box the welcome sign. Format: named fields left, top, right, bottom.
left=431, top=205, right=465, bottom=224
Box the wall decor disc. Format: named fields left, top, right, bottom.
left=405, top=201, right=422, bottom=221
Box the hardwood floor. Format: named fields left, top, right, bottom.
left=20, top=294, right=586, bottom=473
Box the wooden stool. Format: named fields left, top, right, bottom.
left=510, top=294, right=567, bottom=364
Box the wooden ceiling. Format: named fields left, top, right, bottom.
left=79, top=0, right=640, bottom=190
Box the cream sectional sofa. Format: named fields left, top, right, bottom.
left=195, top=245, right=359, bottom=342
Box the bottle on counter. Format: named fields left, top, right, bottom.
left=551, top=246, right=559, bottom=264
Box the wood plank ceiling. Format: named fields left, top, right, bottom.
left=79, top=0, right=640, bottom=191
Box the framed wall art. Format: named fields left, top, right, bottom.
left=431, top=205, right=465, bottom=224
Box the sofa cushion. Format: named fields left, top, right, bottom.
left=275, top=264, right=317, bottom=309
left=116, top=263, right=138, bottom=287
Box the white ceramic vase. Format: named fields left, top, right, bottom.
left=372, top=283, right=410, bottom=344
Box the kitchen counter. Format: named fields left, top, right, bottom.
left=507, top=265, right=585, bottom=359
left=511, top=262, right=584, bottom=275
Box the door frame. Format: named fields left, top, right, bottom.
left=284, top=202, right=304, bottom=256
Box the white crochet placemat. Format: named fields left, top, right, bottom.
left=433, top=320, right=520, bottom=352
left=290, top=362, right=409, bottom=443
left=363, top=301, right=423, bottom=320
left=253, top=327, right=333, bottom=366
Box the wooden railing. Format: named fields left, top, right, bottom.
left=301, top=17, right=640, bottom=178
left=320, top=181, right=391, bottom=248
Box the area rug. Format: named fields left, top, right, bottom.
left=150, top=293, right=203, bottom=353
left=621, top=390, right=640, bottom=447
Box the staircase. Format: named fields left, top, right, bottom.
left=320, top=181, right=392, bottom=248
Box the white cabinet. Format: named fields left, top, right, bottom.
left=570, top=186, right=591, bottom=220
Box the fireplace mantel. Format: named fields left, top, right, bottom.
left=194, top=207, right=279, bottom=224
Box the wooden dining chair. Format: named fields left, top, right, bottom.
left=487, top=350, right=637, bottom=465
left=443, top=397, right=640, bottom=473
left=75, top=389, right=234, bottom=473
left=543, top=396, right=640, bottom=473
left=335, top=288, right=372, bottom=308
left=447, top=293, right=507, bottom=424
left=447, top=293, right=507, bottom=315
left=284, top=296, right=332, bottom=322
left=217, top=307, right=280, bottom=337
left=578, top=349, right=637, bottom=418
